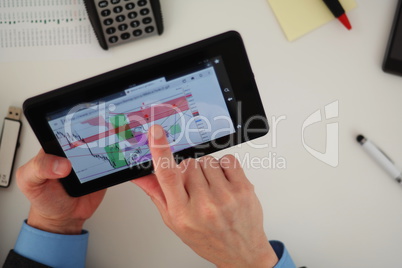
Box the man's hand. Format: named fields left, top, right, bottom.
left=133, top=125, right=279, bottom=268
left=16, top=150, right=106, bottom=235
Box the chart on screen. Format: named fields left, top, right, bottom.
left=48, top=66, right=235, bottom=183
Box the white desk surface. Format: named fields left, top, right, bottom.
left=1, top=0, right=402, bottom=267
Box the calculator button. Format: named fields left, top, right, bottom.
left=128, top=12, right=138, bottom=19
left=109, top=36, right=119, bottom=43
left=113, top=6, right=123, bottom=13
left=121, top=33, right=131, bottom=40
left=133, top=29, right=142, bottom=36
left=140, top=8, right=150, bottom=15
left=101, top=9, right=111, bottom=17
left=137, top=0, right=147, bottom=7
left=104, top=18, right=113, bottom=26
left=106, top=27, right=116, bottom=34
left=142, top=17, right=152, bottom=24
left=126, top=3, right=135, bottom=10
left=116, top=15, right=126, bottom=22
left=145, top=26, right=154, bottom=33
left=111, top=0, right=120, bottom=4
left=118, top=24, right=128, bottom=31
left=130, top=20, right=140, bottom=28
left=99, top=1, right=108, bottom=8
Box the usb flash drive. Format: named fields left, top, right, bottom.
left=0, top=107, right=22, bottom=188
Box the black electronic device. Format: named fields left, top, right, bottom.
left=383, top=0, right=402, bottom=76
left=23, top=31, right=269, bottom=197
left=83, top=0, right=163, bottom=50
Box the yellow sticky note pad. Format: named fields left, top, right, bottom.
left=267, top=0, right=357, bottom=41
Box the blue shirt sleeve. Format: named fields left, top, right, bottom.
left=270, top=240, right=297, bottom=268
left=12, top=221, right=295, bottom=268
left=13, top=221, right=88, bottom=268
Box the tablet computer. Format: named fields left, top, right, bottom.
left=383, top=0, right=402, bottom=76
left=23, top=31, right=269, bottom=197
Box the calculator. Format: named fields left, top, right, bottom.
left=83, top=0, right=164, bottom=50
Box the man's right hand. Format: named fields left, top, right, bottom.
left=16, top=150, right=106, bottom=235
left=133, top=125, right=279, bottom=268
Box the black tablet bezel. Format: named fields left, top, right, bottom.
left=383, top=0, right=402, bottom=76
left=23, top=31, right=269, bottom=197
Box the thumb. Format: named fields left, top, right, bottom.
left=17, top=150, right=72, bottom=187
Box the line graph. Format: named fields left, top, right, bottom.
left=64, top=95, right=191, bottom=150
left=54, top=93, right=204, bottom=182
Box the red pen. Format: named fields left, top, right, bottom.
left=322, top=0, right=352, bottom=30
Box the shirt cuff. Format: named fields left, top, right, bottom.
left=270, top=240, right=297, bottom=268
left=13, top=221, right=88, bottom=268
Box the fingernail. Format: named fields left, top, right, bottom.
left=53, top=159, right=67, bottom=175
left=150, top=125, right=164, bottom=140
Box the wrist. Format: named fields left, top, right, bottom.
left=254, top=242, right=279, bottom=268
left=249, top=246, right=279, bottom=268
left=217, top=240, right=279, bottom=268
left=27, top=208, right=85, bottom=235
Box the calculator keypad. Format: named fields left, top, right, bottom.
left=95, top=0, right=158, bottom=47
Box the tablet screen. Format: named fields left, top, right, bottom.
left=46, top=57, right=236, bottom=183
